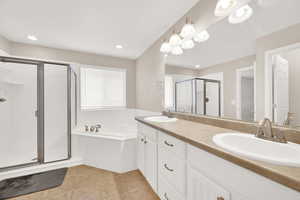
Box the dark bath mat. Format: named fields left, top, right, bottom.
left=0, top=168, right=68, bottom=199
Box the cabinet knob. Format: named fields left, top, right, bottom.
left=141, top=138, right=144, bottom=142
left=217, top=197, right=224, bottom=200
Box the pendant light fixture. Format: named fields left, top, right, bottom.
left=171, top=46, right=183, bottom=55
left=181, top=39, right=195, bottom=49
left=180, top=17, right=196, bottom=39
left=193, top=30, right=210, bottom=43
left=160, top=40, right=172, bottom=53
left=228, top=4, right=253, bottom=24
left=214, top=0, right=238, bottom=17
left=169, top=31, right=182, bottom=47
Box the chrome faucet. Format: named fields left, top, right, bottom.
left=255, top=118, right=287, bottom=143
left=95, top=124, right=101, bottom=132
left=84, top=124, right=102, bottom=133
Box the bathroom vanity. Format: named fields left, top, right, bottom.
left=136, top=116, right=300, bottom=200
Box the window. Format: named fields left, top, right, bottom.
left=80, top=66, right=126, bottom=110
left=164, top=75, right=174, bottom=109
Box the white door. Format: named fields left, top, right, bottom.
left=137, top=132, right=145, bottom=175
left=273, top=55, right=289, bottom=125
left=187, top=166, right=230, bottom=200
left=144, top=138, right=157, bottom=192
left=205, top=82, right=220, bottom=117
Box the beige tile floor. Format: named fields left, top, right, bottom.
left=9, top=165, right=160, bottom=200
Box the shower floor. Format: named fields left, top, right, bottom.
left=8, top=165, right=159, bottom=200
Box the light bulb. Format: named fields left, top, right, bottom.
left=171, top=46, right=183, bottom=55
left=214, top=0, right=238, bottom=17
left=228, top=4, right=253, bottom=24
left=169, top=33, right=182, bottom=46
left=181, top=39, right=195, bottom=49
left=180, top=23, right=196, bottom=39
left=160, top=42, right=172, bottom=53
left=193, top=30, right=210, bottom=43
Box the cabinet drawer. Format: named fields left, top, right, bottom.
left=158, top=176, right=185, bottom=200
left=158, top=149, right=186, bottom=195
left=158, top=132, right=186, bottom=159
left=138, top=123, right=157, bottom=142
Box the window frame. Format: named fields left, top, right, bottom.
left=80, top=65, right=127, bottom=111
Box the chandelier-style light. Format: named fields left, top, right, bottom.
left=171, top=46, right=183, bottom=55
left=169, top=33, right=182, bottom=46
left=228, top=4, right=253, bottom=24
left=181, top=39, right=195, bottom=49
left=160, top=41, right=172, bottom=53
left=180, top=18, right=196, bottom=39
left=214, top=0, right=238, bottom=17
left=193, top=30, right=210, bottom=43
left=160, top=17, right=211, bottom=56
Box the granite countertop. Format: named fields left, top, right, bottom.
left=135, top=116, right=300, bottom=192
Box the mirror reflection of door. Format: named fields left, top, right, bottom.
left=272, top=55, right=289, bottom=125
left=236, top=67, right=255, bottom=121
left=205, top=81, right=220, bottom=117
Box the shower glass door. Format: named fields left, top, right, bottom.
left=0, top=56, right=74, bottom=171
left=44, top=64, right=70, bottom=163
left=0, top=62, right=38, bottom=169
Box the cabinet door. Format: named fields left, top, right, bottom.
left=144, top=138, right=157, bottom=192
left=187, top=166, right=230, bottom=200
left=137, top=132, right=145, bottom=175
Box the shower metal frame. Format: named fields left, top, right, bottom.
left=174, top=78, right=221, bottom=117
left=0, top=56, right=77, bottom=172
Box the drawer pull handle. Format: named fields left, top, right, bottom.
left=217, top=197, right=224, bottom=200
left=164, top=193, right=170, bottom=200
left=164, top=164, right=174, bottom=172
left=164, top=140, right=174, bottom=147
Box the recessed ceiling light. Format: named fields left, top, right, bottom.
left=116, top=45, right=123, bottom=49
left=195, top=65, right=200, bottom=68
left=27, top=35, right=38, bottom=41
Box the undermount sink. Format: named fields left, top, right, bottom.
left=145, top=116, right=178, bottom=123
left=213, top=133, right=300, bottom=167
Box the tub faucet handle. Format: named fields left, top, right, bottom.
left=95, top=124, right=101, bottom=132
left=85, top=125, right=89, bottom=132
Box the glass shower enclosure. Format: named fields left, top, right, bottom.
left=0, top=56, right=77, bottom=171
left=175, top=78, right=221, bottom=117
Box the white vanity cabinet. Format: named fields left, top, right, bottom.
left=137, top=123, right=158, bottom=192
left=187, top=165, right=230, bottom=200
left=158, top=132, right=187, bottom=200
left=137, top=122, right=300, bottom=200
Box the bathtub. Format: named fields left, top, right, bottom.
left=72, top=127, right=137, bottom=173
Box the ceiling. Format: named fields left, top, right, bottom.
left=0, top=0, right=199, bottom=59
left=167, top=0, right=300, bottom=69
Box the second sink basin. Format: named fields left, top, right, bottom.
left=213, top=133, right=300, bottom=167
left=144, top=116, right=178, bottom=123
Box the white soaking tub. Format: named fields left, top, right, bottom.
left=72, top=127, right=137, bottom=173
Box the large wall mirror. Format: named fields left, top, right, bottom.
left=164, top=0, right=300, bottom=130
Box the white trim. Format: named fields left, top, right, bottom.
left=236, top=65, right=255, bottom=120
left=264, top=42, right=300, bottom=121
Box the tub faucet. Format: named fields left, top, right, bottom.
left=95, top=124, right=101, bottom=132
left=255, top=118, right=287, bottom=143
left=90, top=126, right=96, bottom=132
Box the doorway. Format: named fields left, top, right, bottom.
left=236, top=67, right=255, bottom=121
